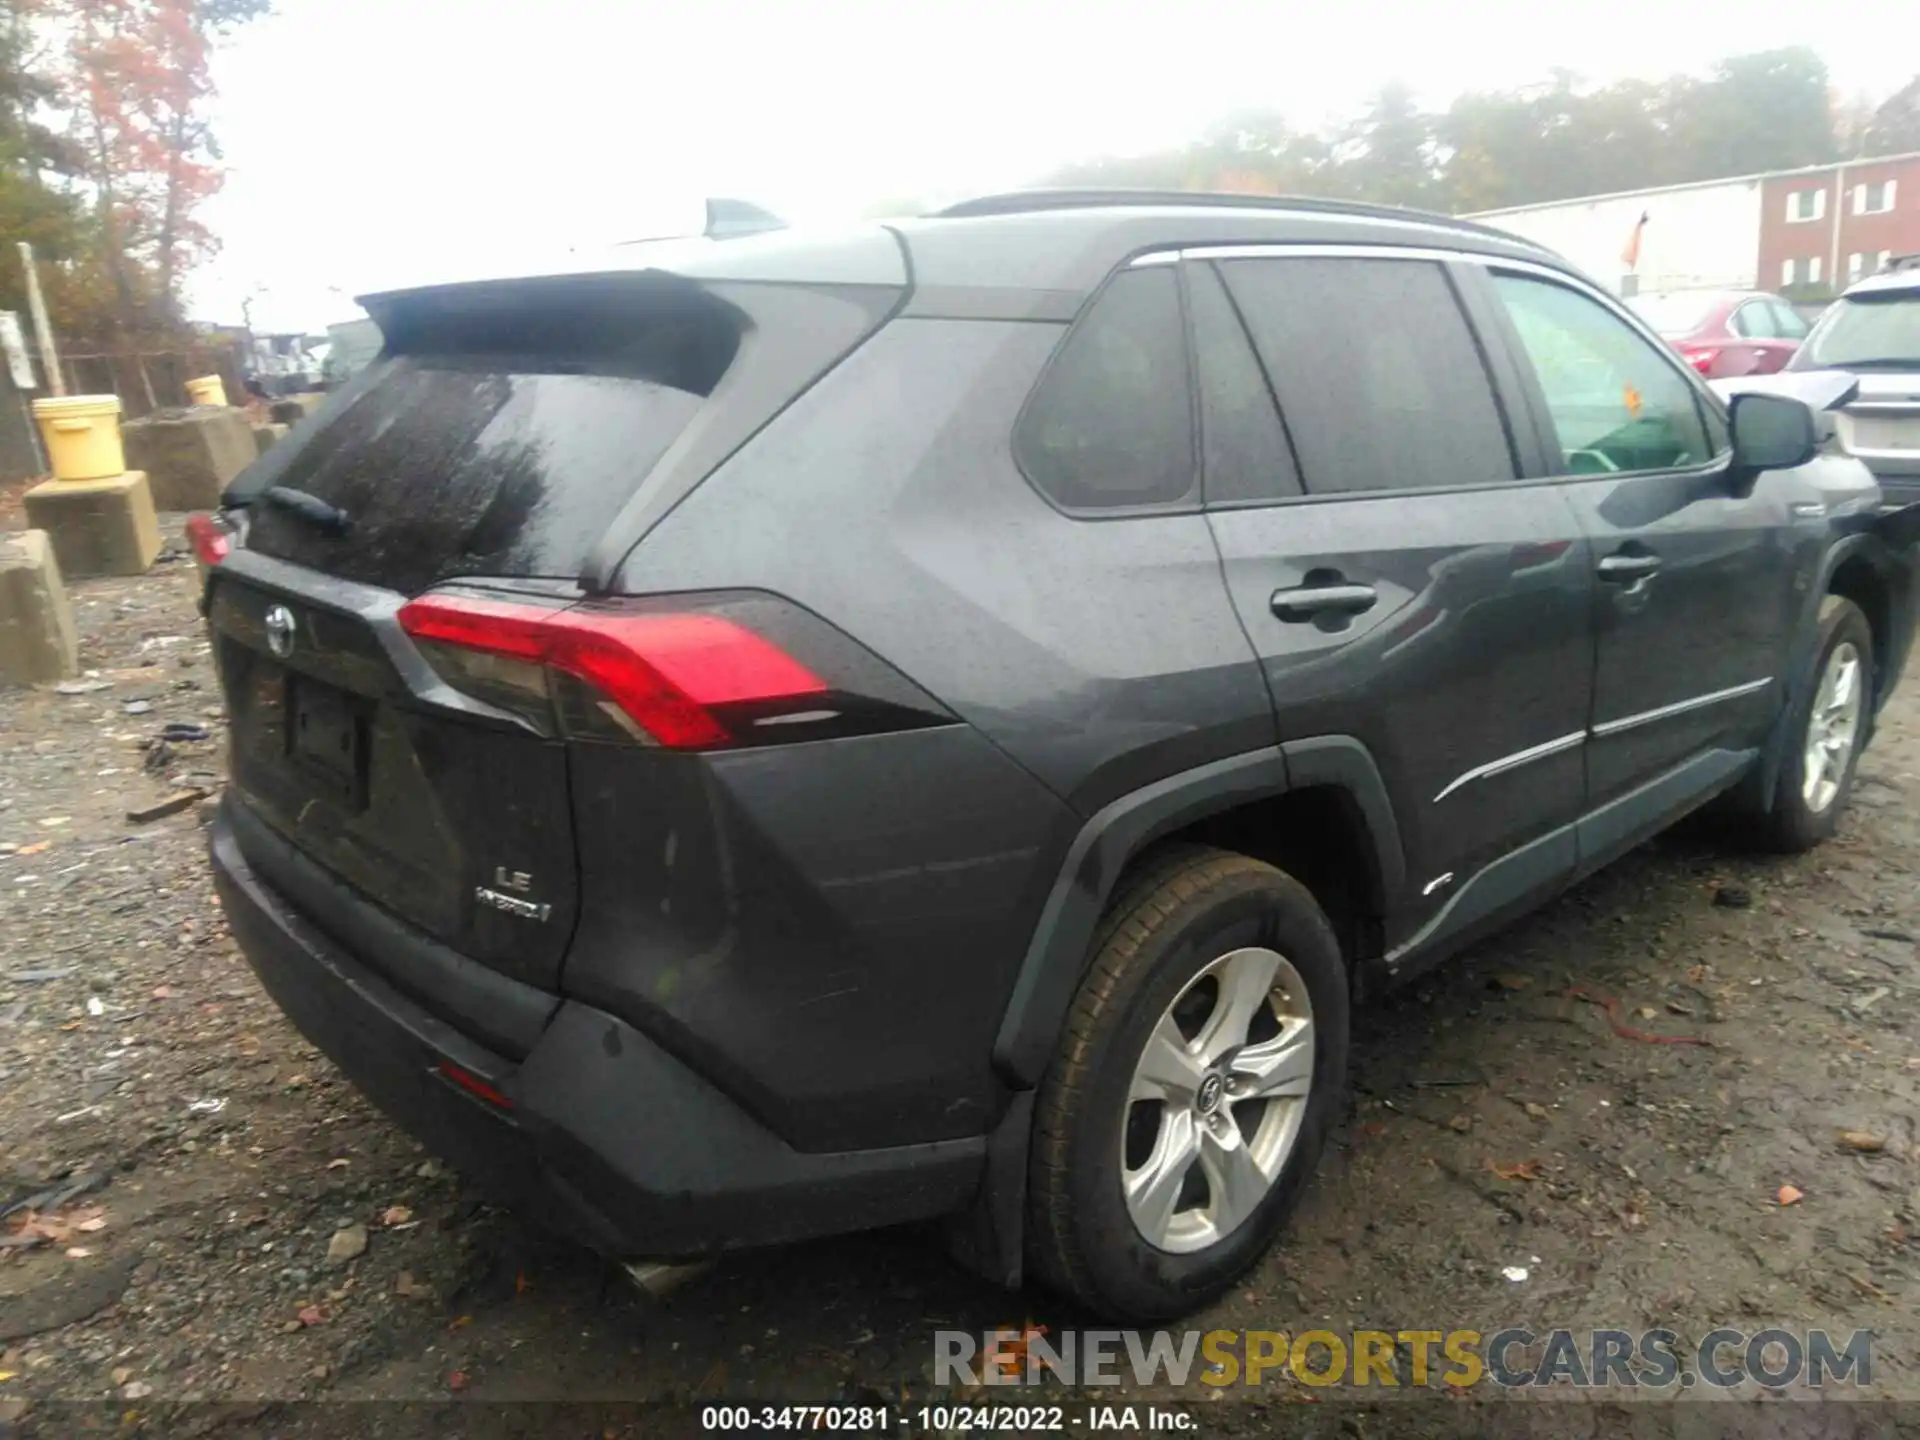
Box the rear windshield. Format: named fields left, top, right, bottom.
left=1801, top=292, right=1920, bottom=368
left=239, top=275, right=742, bottom=595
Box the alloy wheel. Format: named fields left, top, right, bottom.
left=1802, top=641, right=1863, bottom=814
left=1121, top=946, right=1315, bottom=1253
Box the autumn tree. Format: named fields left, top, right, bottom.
left=61, top=0, right=269, bottom=340
left=1341, top=82, right=1434, bottom=208
left=0, top=2, right=104, bottom=325
left=1045, top=47, right=1872, bottom=218
left=1859, top=76, right=1920, bottom=157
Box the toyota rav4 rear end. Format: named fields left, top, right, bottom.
left=204, top=228, right=1075, bottom=1262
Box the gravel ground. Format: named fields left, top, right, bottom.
left=2, top=524, right=1917, bottom=1435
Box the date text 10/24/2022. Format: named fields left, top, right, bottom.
left=699, top=1406, right=1195, bottom=1432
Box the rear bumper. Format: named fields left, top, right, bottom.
left=211, top=801, right=985, bottom=1259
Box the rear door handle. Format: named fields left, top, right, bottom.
left=1270, top=583, right=1378, bottom=622
left=1597, top=553, right=1661, bottom=583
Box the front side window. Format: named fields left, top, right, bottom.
left=1015, top=268, right=1195, bottom=510
left=1629, top=291, right=1718, bottom=338
left=1492, top=272, right=1715, bottom=475
left=1218, top=257, right=1514, bottom=494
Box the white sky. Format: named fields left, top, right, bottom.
left=191, top=0, right=1918, bottom=332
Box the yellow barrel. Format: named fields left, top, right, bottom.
left=32, top=394, right=126, bottom=482
left=185, top=374, right=228, bottom=407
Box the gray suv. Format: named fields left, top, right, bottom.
left=200, top=192, right=1918, bottom=1321
left=1790, top=253, right=1920, bottom=509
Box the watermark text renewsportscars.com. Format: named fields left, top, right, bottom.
left=936, top=1326, right=1874, bottom=1390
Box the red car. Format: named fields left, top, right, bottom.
left=1628, top=290, right=1809, bottom=378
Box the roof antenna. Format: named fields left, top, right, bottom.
left=704, top=198, right=786, bottom=240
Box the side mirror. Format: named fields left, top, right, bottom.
left=1728, top=393, right=1818, bottom=486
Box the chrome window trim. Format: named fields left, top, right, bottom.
left=1142, top=241, right=1730, bottom=496
left=1144, top=242, right=1717, bottom=416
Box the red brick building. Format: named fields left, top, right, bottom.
left=1760, top=152, right=1920, bottom=296
left=1471, top=149, right=1920, bottom=300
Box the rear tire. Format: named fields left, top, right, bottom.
left=1025, top=846, right=1348, bottom=1321
left=1746, top=595, right=1874, bottom=854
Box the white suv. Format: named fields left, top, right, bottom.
left=1792, top=254, right=1920, bottom=508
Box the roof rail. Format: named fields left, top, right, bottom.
left=931, top=188, right=1543, bottom=247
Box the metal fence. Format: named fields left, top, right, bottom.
left=57, top=345, right=250, bottom=419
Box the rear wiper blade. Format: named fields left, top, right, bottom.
left=261, top=486, right=352, bottom=537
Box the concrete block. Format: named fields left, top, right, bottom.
left=122, top=407, right=258, bottom=511
left=0, top=530, right=79, bottom=685
left=252, top=422, right=289, bottom=456
left=23, top=472, right=163, bottom=579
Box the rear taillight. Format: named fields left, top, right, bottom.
left=398, top=592, right=839, bottom=749
left=1682, top=348, right=1716, bottom=375
left=186, top=512, right=232, bottom=566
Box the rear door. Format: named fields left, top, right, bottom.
left=1193, top=249, right=1596, bottom=954
left=1472, top=264, right=1807, bottom=812
left=210, top=273, right=752, bottom=991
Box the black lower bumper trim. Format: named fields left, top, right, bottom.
left=211, top=802, right=986, bottom=1259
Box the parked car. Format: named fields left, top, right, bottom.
left=1789, top=254, right=1920, bottom=509
left=195, top=192, right=1918, bottom=1322
left=1629, top=289, right=1808, bottom=378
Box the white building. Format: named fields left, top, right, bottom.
left=1467, top=177, right=1766, bottom=296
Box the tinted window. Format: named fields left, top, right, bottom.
left=1219, top=257, right=1514, bottom=494
left=1015, top=268, right=1194, bottom=510
left=1187, top=262, right=1300, bottom=505
left=1493, top=273, right=1714, bottom=475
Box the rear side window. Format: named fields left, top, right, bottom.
left=240, top=276, right=743, bottom=596
left=1015, top=268, right=1195, bottom=510
left=1188, top=262, right=1301, bottom=505
left=1218, top=257, right=1515, bottom=494
left=1491, top=273, right=1713, bottom=474
left=1731, top=302, right=1771, bottom=339
left=1769, top=302, right=1809, bottom=340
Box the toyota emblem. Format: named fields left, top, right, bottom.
left=264, top=604, right=297, bottom=659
